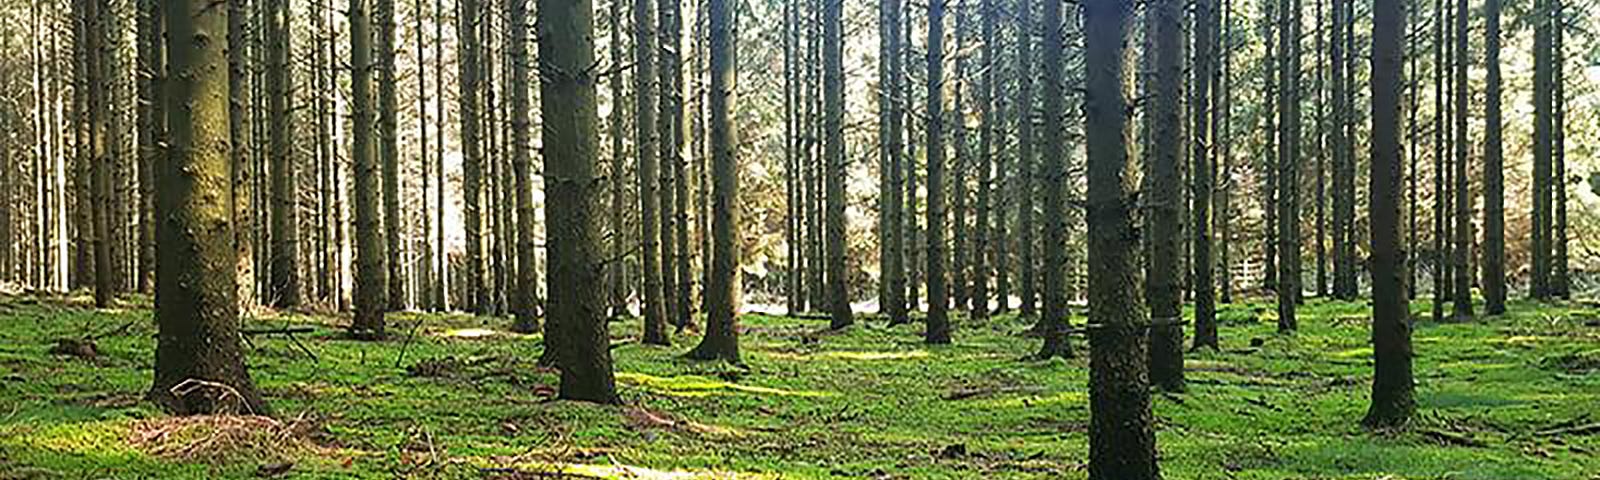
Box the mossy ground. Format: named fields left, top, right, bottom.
left=0, top=292, right=1596, bottom=479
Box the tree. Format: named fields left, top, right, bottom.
left=379, top=0, right=404, bottom=311
left=510, top=0, right=537, bottom=334
left=880, top=0, right=907, bottom=325
left=822, top=0, right=852, bottom=330
left=1363, top=0, right=1415, bottom=428
left=664, top=0, right=692, bottom=331
left=1448, top=0, right=1470, bottom=319
left=1551, top=0, right=1567, bottom=299
left=1014, top=0, right=1036, bottom=319
left=458, top=0, right=486, bottom=314
left=1330, top=0, right=1354, bottom=300
left=1084, top=0, right=1158, bottom=475
left=150, top=0, right=267, bottom=415
left=636, top=0, right=670, bottom=345
left=224, top=0, right=249, bottom=308
left=1430, top=0, right=1445, bottom=320
left=351, top=0, right=388, bottom=339
left=1530, top=0, right=1551, bottom=300
left=137, top=0, right=163, bottom=295
left=1277, top=0, right=1301, bottom=331
left=969, top=0, right=995, bottom=321
left=687, top=0, right=739, bottom=362
left=536, top=0, right=618, bottom=403
left=924, top=0, right=951, bottom=345
left=1191, top=0, right=1218, bottom=350
left=1216, top=0, right=1233, bottom=306
left=608, top=0, right=631, bottom=319
left=1145, top=0, right=1183, bottom=390
left=1480, top=0, right=1503, bottom=315
left=267, top=0, right=300, bottom=310
left=1032, top=0, right=1070, bottom=359
left=87, top=0, right=110, bottom=308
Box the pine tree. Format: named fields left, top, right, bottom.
left=378, top=0, right=404, bottom=311
left=822, top=0, right=853, bottom=330
left=1363, top=0, right=1415, bottom=428
left=1084, top=0, right=1158, bottom=474
left=1482, top=0, right=1504, bottom=313
left=267, top=0, right=300, bottom=310
left=924, top=0, right=951, bottom=345
left=1145, top=0, right=1184, bottom=390
left=1033, top=0, right=1070, bottom=359
left=351, top=0, right=389, bottom=339
left=510, top=0, right=537, bottom=334
left=537, top=0, right=619, bottom=403
left=1191, top=0, right=1218, bottom=351
left=687, top=0, right=739, bottom=362
left=150, top=0, right=267, bottom=415
left=635, top=0, right=670, bottom=345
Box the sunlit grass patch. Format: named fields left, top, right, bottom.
left=616, top=372, right=834, bottom=398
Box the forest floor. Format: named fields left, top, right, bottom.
left=0, top=292, right=1597, bottom=479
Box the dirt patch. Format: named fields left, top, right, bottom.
left=128, top=414, right=334, bottom=465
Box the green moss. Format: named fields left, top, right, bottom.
left=0, top=293, right=1596, bottom=478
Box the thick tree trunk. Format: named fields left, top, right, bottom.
left=537, top=0, right=618, bottom=402
left=1033, top=0, right=1070, bottom=359
left=150, top=0, right=267, bottom=415
left=1083, top=0, right=1158, bottom=475
left=1362, top=0, right=1415, bottom=428
left=970, top=0, right=994, bottom=321
left=351, top=0, right=389, bottom=339
left=687, top=0, right=739, bottom=362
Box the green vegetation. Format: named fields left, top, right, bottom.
left=1, top=295, right=1596, bottom=479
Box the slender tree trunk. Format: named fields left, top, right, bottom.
left=635, top=0, right=669, bottom=345
left=416, top=0, right=433, bottom=310
left=1145, top=0, right=1184, bottom=390
left=1260, top=0, right=1276, bottom=294
left=88, top=0, right=110, bottom=308
left=434, top=0, right=447, bottom=310
left=924, top=0, right=951, bottom=345
left=1431, top=0, right=1445, bottom=319
left=687, top=0, right=738, bottom=361
left=1313, top=0, right=1328, bottom=298
left=1362, top=0, right=1415, bottom=428
left=1551, top=0, right=1567, bottom=299
left=1406, top=0, right=1419, bottom=300
left=881, top=0, right=907, bottom=325
left=1482, top=0, right=1504, bottom=314
left=666, top=0, right=692, bottom=331
left=1191, top=0, right=1217, bottom=351
left=609, top=0, right=631, bottom=318
left=267, top=0, right=300, bottom=310
left=1015, top=0, right=1036, bottom=319
left=150, top=0, right=268, bottom=415
left=1448, top=0, right=1471, bottom=319
left=1033, top=0, right=1070, bottom=359
left=822, top=0, right=853, bottom=330
left=378, top=0, right=404, bottom=311
left=351, top=0, right=389, bottom=339
left=509, top=0, right=537, bottom=334
left=1277, top=0, right=1302, bottom=332
left=1217, top=0, right=1233, bottom=305
left=458, top=0, right=486, bottom=313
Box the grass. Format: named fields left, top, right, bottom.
left=0, top=292, right=1597, bottom=479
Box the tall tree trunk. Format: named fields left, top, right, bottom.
left=1362, top=0, right=1415, bottom=428
left=150, top=0, right=268, bottom=415
left=687, top=0, right=738, bottom=361
left=1015, top=0, right=1036, bottom=319
left=664, top=0, right=692, bottom=331
left=1448, top=0, right=1471, bottom=319
left=351, top=0, right=389, bottom=339
left=225, top=0, right=251, bottom=308
left=1431, top=0, right=1446, bottom=318
left=1551, top=0, right=1567, bottom=299
left=510, top=0, right=538, bottom=334
left=1145, top=0, right=1184, bottom=390
left=267, top=0, right=300, bottom=310
left=1482, top=0, right=1504, bottom=313
left=416, top=0, right=433, bottom=310
left=1330, top=0, right=1353, bottom=299
left=904, top=0, right=920, bottom=315
left=1033, top=0, right=1070, bottom=359
left=1084, top=0, right=1158, bottom=474
left=1277, top=0, right=1302, bottom=331
left=657, top=0, right=680, bottom=331
left=379, top=0, right=405, bottom=311
left=785, top=0, right=799, bottom=316
left=1191, top=0, right=1218, bottom=351
left=822, top=0, right=852, bottom=330
left=924, top=0, right=951, bottom=345
left=1313, top=0, right=1328, bottom=298
left=1259, top=0, right=1277, bottom=294
left=881, top=0, right=907, bottom=325
left=967, top=0, right=994, bottom=321
left=1406, top=0, right=1419, bottom=300
left=609, top=0, right=630, bottom=318
left=952, top=1, right=968, bottom=313
left=535, top=0, right=618, bottom=402
left=434, top=0, right=447, bottom=310
left=635, top=0, right=669, bottom=345
left=88, top=0, right=110, bottom=308
left=458, top=0, right=486, bottom=314
left=1217, top=0, right=1233, bottom=305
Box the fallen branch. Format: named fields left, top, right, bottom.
left=1422, top=429, right=1486, bottom=447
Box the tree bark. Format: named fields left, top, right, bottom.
left=379, top=0, right=404, bottom=311
left=1277, top=0, right=1302, bottom=331
left=1481, top=0, right=1504, bottom=314
left=924, top=0, right=950, bottom=344
left=1145, top=0, right=1184, bottom=390
left=1448, top=0, right=1471, bottom=319
left=150, top=0, right=268, bottom=415
left=1190, top=0, right=1217, bottom=351
left=822, top=0, right=853, bottom=330
left=537, top=0, right=618, bottom=403
left=351, top=0, right=389, bottom=339
left=881, top=0, right=907, bottom=325
left=267, top=0, right=300, bottom=310
left=1015, top=0, right=1036, bottom=319
left=1363, top=0, right=1415, bottom=428
left=635, top=0, right=669, bottom=345
left=1084, top=0, right=1158, bottom=475
left=510, top=0, right=538, bottom=334
left=458, top=0, right=486, bottom=314
left=687, top=0, right=739, bottom=362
